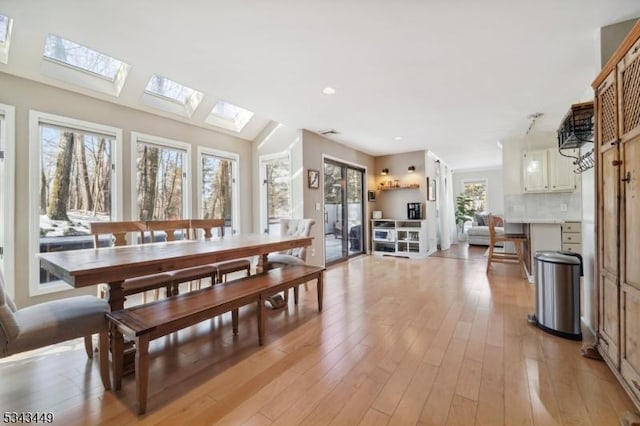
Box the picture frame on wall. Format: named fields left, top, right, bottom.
left=308, top=169, right=320, bottom=189
left=427, top=177, right=436, bottom=201
left=367, top=190, right=376, bottom=202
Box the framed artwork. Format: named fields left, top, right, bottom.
left=367, top=190, right=376, bottom=201
left=427, top=177, right=436, bottom=201
left=308, top=169, right=320, bottom=189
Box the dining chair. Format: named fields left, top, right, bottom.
left=189, top=219, right=251, bottom=286
left=486, top=215, right=528, bottom=278
left=266, top=218, right=315, bottom=305
left=0, top=271, right=111, bottom=389
left=90, top=221, right=173, bottom=303
left=146, top=219, right=218, bottom=295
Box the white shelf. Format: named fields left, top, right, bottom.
left=371, top=219, right=428, bottom=258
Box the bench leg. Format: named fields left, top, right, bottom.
left=98, top=332, right=111, bottom=390
left=293, top=286, right=299, bottom=305
left=232, top=309, right=239, bottom=335
left=135, top=334, right=150, bottom=415
left=317, top=273, right=324, bottom=313
left=111, top=324, right=124, bottom=391
left=257, top=300, right=265, bottom=346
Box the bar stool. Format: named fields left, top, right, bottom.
left=486, top=215, right=528, bottom=278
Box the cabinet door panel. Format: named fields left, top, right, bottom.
left=601, top=148, right=620, bottom=275
left=550, top=149, right=577, bottom=191
left=596, top=71, right=618, bottom=146
left=619, top=37, right=640, bottom=141
left=522, top=149, right=548, bottom=192
left=600, top=274, right=620, bottom=367
left=621, top=286, right=640, bottom=401
left=623, top=135, right=640, bottom=290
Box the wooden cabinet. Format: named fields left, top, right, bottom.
left=561, top=221, right=581, bottom=254
left=522, top=148, right=577, bottom=193
left=593, top=20, right=640, bottom=410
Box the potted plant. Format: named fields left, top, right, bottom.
left=455, top=193, right=476, bottom=242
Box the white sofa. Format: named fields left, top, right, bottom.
left=466, top=213, right=504, bottom=246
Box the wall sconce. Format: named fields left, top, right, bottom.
left=381, top=168, right=389, bottom=176
left=407, top=165, right=415, bottom=173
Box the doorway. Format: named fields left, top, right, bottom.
left=324, top=159, right=365, bottom=264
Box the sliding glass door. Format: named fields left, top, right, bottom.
left=324, top=159, right=364, bottom=264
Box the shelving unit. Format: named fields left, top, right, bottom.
left=378, top=184, right=420, bottom=191
left=371, top=219, right=428, bottom=258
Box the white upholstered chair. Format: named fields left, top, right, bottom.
left=266, top=218, right=315, bottom=305
left=0, top=272, right=111, bottom=389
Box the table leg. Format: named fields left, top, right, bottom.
left=257, top=299, right=265, bottom=346
left=232, top=309, right=239, bottom=334
left=111, top=323, right=124, bottom=390
left=135, top=334, right=150, bottom=415
left=108, top=281, right=125, bottom=311
left=317, top=272, right=324, bottom=313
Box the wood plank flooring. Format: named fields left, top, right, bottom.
left=1, top=254, right=637, bottom=425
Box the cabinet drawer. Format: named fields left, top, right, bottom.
left=562, top=222, right=581, bottom=233
left=562, top=243, right=582, bottom=254
left=562, top=233, right=581, bottom=244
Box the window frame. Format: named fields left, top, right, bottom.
left=130, top=132, right=191, bottom=221
left=196, top=146, right=240, bottom=234
left=0, top=103, right=15, bottom=298
left=29, top=110, right=123, bottom=296
left=461, top=178, right=489, bottom=212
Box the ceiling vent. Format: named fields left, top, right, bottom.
left=318, top=128, right=339, bottom=135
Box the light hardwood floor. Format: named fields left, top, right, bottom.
left=1, top=255, right=637, bottom=425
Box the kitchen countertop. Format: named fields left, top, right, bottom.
left=505, top=218, right=581, bottom=224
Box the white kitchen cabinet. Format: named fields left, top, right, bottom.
left=522, top=148, right=576, bottom=193
left=522, top=149, right=548, bottom=192
left=549, top=149, right=578, bottom=192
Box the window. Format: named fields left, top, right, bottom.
left=206, top=101, right=254, bottom=132
left=462, top=179, right=488, bottom=212
left=132, top=132, right=190, bottom=221
left=142, top=75, right=203, bottom=117
left=41, top=34, right=130, bottom=96
left=197, top=147, right=239, bottom=236
left=29, top=111, right=122, bottom=295
left=0, top=14, right=13, bottom=64
left=0, top=104, right=15, bottom=296
left=259, top=153, right=291, bottom=235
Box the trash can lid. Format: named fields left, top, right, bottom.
left=534, top=250, right=581, bottom=265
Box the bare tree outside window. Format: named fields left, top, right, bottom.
left=38, top=124, right=113, bottom=284
left=263, top=156, right=290, bottom=235
left=136, top=142, right=185, bottom=221
left=201, top=154, right=233, bottom=235
left=462, top=180, right=487, bottom=212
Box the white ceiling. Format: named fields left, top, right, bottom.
left=2, top=0, right=640, bottom=170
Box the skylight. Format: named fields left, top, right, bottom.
left=43, top=34, right=126, bottom=81
left=0, top=14, right=13, bottom=64
left=145, top=75, right=202, bottom=106
left=0, top=15, right=9, bottom=45
left=41, top=34, right=130, bottom=96
left=141, top=74, right=203, bottom=118
left=206, top=101, right=254, bottom=132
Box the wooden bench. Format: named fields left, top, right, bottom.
left=106, top=264, right=324, bottom=414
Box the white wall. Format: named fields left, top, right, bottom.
left=452, top=167, right=504, bottom=214
left=373, top=151, right=426, bottom=220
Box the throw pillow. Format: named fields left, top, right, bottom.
left=474, top=213, right=486, bottom=226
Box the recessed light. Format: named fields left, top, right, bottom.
left=394, top=136, right=403, bottom=141
left=322, top=87, right=336, bottom=95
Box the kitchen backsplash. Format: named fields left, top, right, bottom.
left=504, top=192, right=582, bottom=221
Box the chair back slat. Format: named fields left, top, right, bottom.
left=146, top=220, right=191, bottom=242
left=189, top=219, right=225, bottom=239
left=89, top=221, right=146, bottom=248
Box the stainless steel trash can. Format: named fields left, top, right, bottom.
left=528, top=251, right=583, bottom=340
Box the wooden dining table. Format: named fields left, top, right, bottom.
left=38, top=233, right=314, bottom=311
